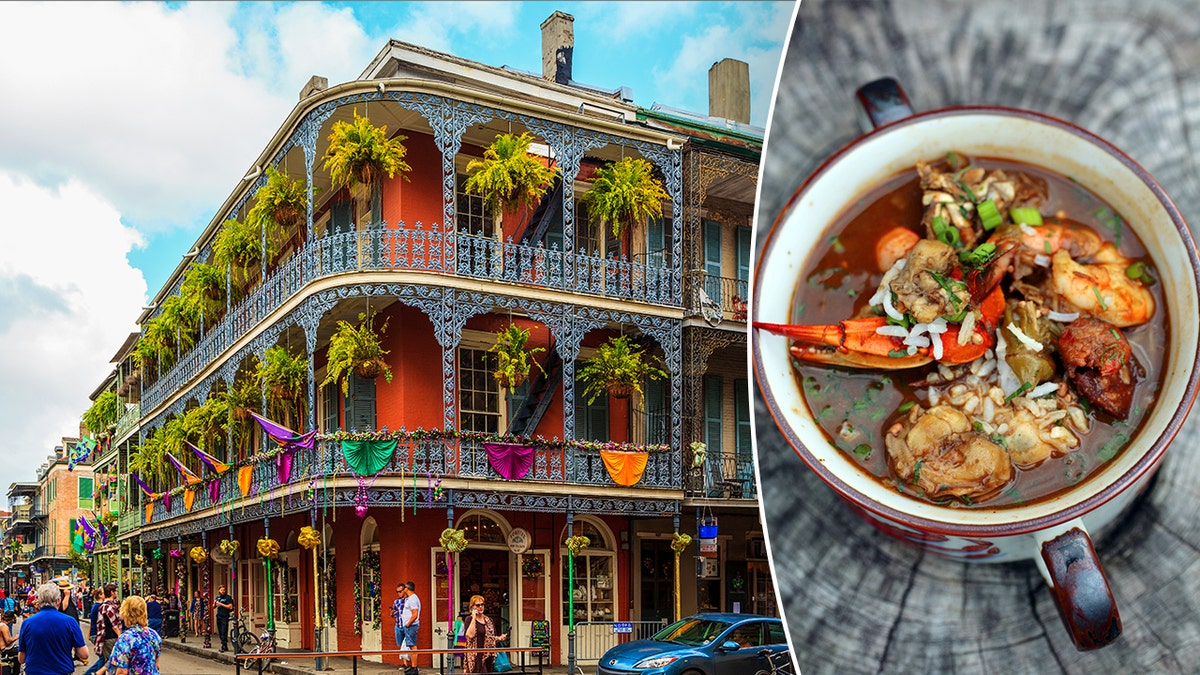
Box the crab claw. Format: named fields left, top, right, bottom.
left=754, top=286, right=1004, bottom=370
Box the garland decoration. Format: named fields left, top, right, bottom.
left=298, top=526, right=321, bottom=550
left=439, top=528, right=468, bottom=553
left=566, top=535, right=590, bottom=557
left=219, top=539, right=240, bottom=556
left=134, top=554, right=146, bottom=565
left=671, top=532, right=692, bottom=554
left=319, top=555, right=337, bottom=627
left=731, top=571, right=746, bottom=592
left=169, top=548, right=183, bottom=558
left=322, top=427, right=671, bottom=454
left=257, top=537, right=280, bottom=559
left=521, top=555, right=544, bottom=578
left=353, top=550, right=381, bottom=635
left=152, top=548, right=164, bottom=560
left=190, top=546, right=208, bottom=564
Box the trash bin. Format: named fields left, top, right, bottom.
left=164, top=608, right=181, bottom=638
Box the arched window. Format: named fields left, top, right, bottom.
left=458, top=512, right=508, bottom=545
left=560, top=517, right=616, bottom=625
left=358, top=518, right=380, bottom=629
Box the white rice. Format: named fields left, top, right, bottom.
left=1034, top=254, right=1051, bottom=267
left=882, top=291, right=904, bottom=321
left=1047, top=310, right=1080, bottom=322
left=1006, top=322, right=1044, bottom=352
left=958, top=310, right=976, bottom=346
left=930, top=331, right=944, bottom=360
left=875, top=325, right=909, bottom=338
left=1028, top=381, right=1059, bottom=398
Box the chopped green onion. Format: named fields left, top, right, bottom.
left=853, top=444, right=872, bottom=458
left=927, top=270, right=964, bottom=310
left=946, top=151, right=962, bottom=171
left=959, top=494, right=974, bottom=506
left=931, top=215, right=962, bottom=249
left=912, top=459, right=923, bottom=483
left=1092, top=286, right=1108, bottom=310
left=828, top=235, right=845, bottom=254
left=888, top=348, right=910, bottom=358
left=897, top=401, right=915, bottom=413
left=977, top=199, right=1002, bottom=231
left=1004, top=382, right=1033, bottom=402
left=1010, top=207, right=1043, bottom=226
left=1095, top=206, right=1123, bottom=247
left=959, top=242, right=998, bottom=268
left=958, top=180, right=979, bottom=202
left=1125, top=261, right=1157, bottom=286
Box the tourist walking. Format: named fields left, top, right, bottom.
left=394, top=581, right=421, bottom=675
left=0, top=609, right=17, bottom=649
left=213, top=586, right=234, bottom=652
left=55, top=579, right=79, bottom=621
left=106, top=596, right=162, bottom=675
left=188, top=591, right=203, bottom=637
left=83, top=583, right=122, bottom=675
left=145, top=595, right=162, bottom=635
left=17, top=583, right=89, bottom=675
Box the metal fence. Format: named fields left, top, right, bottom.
left=573, top=620, right=670, bottom=661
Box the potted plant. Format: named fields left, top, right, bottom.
left=258, top=345, right=308, bottom=428
left=579, top=156, right=670, bottom=254
left=577, top=335, right=667, bottom=403
left=322, top=312, right=392, bottom=395
left=247, top=166, right=310, bottom=232
left=180, top=262, right=227, bottom=329
left=463, top=132, right=560, bottom=239
left=322, top=110, right=411, bottom=223
left=83, top=390, right=123, bottom=438
left=488, top=323, right=547, bottom=390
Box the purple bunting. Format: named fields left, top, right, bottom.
left=482, top=442, right=536, bottom=480
left=250, top=412, right=317, bottom=450
left=162, top=492, right=172, bottom=511
left=209, top=479, right=221, bottom=503
left=276, top=447, right=298, bottom=484
left=132, top=473, right=155, bottom=496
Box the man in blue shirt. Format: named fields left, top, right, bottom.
left=18, top=583, right=88, bottom=675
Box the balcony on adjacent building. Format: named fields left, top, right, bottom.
left=684, top=451, right=757, bottom=501
left=114, top=402, right=141, bottom=441
left=687, top=272, right=749, bottom=324
left=31, top=544, right=70, bottom=561
left=8, top=504, right=32, bottom=527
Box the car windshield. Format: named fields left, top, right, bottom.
left=651, top=618, right=733, bottom=647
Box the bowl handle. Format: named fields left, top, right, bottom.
left=854, top=77, right=915, bottom=131
left=1035, top=521, right=1122, bottom=650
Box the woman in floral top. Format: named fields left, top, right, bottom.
left=107, top=596, right=162, bottom=675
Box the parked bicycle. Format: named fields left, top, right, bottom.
left=754, top=649, right=795, bottom=675
left=231, top=611, right=260, bottom=654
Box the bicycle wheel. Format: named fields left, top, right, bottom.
left=239, top=630, right=261, bottom=652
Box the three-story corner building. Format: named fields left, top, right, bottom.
left=85, top=11, right=772, bottom=667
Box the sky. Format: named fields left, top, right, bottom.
left=0, top=1, right=794, bottom=486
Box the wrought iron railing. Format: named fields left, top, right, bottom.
left=118, top=509, right=142, bottom=535
left=684, top=451, right=757, bottom=500
left=142, top=224, right=682, bottom=413
left=114, top=402, right=141, bottom=440
left=686, top=271, right=749, bottom=323
left=144, top=434, right=682, bottom=525
left=32, top=544, right=70, bottom=560
left=9, top=504, right=32, bottom=523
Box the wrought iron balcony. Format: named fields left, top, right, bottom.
left=114, top=402, right=141, bottom=441
left=684, top=451, right=757, bottom=500
left=144, top=434, right=681, bottom=525
left=31, top=544, right=70, bottom=560
left=686, top=271, right=749, bottom=323
left=118, top=509, right=142, bottom=535
left=9, top=504, right=32, bottom=525
left=142, top=224, right=682, bottom=413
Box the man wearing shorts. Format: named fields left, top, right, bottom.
left=398, top=581, right=420, bottom=675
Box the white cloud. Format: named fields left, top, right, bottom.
left=0, top=172, right=146, bottom=483
left=384, top=2, right=520, bottom=55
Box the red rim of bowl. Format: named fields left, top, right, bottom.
left=752, top=104, right=1200, bottom=538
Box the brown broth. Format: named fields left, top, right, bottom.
left=791, top=158, right=1169, bottom=508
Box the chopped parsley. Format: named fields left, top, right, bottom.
left=853, top=443, right=872, bottom=459
left=1004, top=382, right=1033, bottom=402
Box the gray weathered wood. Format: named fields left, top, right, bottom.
left=755, top=1, right=1200, bottom=673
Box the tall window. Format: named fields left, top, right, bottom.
left=456, top=174, right=492, bottom=235
left=320, top=381, right=339, bottom=432
left=574, top=365, right=609, bottom=442
left=735, top=379, right=751, bottom=460
left=575, top=202, right=602, bottom=256
left=459, top=347, right=501, bottom=433
left=561, top=519, right=615, bottom=624
left=78, top=476, right=94, bottom=510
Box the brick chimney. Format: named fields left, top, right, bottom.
left=541, top=11, right=574, bottom=84
left=708, top=58, right=751, bottom=124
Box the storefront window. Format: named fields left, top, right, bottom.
left=560, top=519, right=615, bottom=624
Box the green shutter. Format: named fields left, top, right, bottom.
left=703, top=375, right=723, bottom=453
left=647, top=217, right=666, bottom=268
left=78, top=476, right=94, bottom=510
left=643, top=378, right=667, bottom=445
left=736, top=227, right=751, bottom=282
left=331, top=200, right=353, bottom=234
left=735, top=379, right=751, bottom=459
left=345, top=373, right=376, bottom=432
left=703, top=220, right=723, bottom=305
left=320, top=381, right=340, bottom=432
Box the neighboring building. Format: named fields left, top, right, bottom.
left=1, top=443, right=95, bottom=589
left=85, top=11, right=771, bottom=667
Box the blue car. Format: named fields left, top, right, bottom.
left=596, top=613, right=789, bottom=675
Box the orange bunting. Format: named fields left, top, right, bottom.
left=145, top=501, right=154, bottom=524
left=238, top=464, right=254, bottom=497
left=184, top=489, right=196, bottom=512
left=599, top=450, right=649, bottom=487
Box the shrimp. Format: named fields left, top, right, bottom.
left=1050, top=244, right=1156, bottom=327
left=885, top=405, right=1012, bottom=501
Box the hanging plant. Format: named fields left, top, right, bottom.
left=83, top=391, right=123, bottom=438
left=580, top=156, right=669, bottom=241
left=488, top=323, right=546, bottom=390
left=258, top=345, right=308, bottom=423
left=565, top=535, right=590, bottom=557
left=213, top=218, right=273, bottom=289
left=247, top=166, right=310, bottom=233
left=521, top=555, right=544, bottom=578
left=180, top=262, right=227, bottom=329
left=577, top=335, right=667, bottom=403
left=323, top=109, right=411, bottom=222
left=463, top=131, right=560, bottom=237
left=190, top=546, right=208, bottom=564
left=439, top=528, right=468, bottom=554
left=353, top=550, right=382, bottom=634
left=257, top=537, right=280, bottom=559
left=323, top=312, right=392, bottom=395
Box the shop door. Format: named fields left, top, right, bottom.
left=430, top=550, right=459, bottom=651
left=516, top=551, right=550, bottom=651
left=359, top=552, right=382, bottom=660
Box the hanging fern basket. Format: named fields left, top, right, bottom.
left=273, top=203, right=304, bottom=230
left=355, top=357, right=387, bottom=379
left=496, top=370, right=527, bottom=391
left=606, top=381, right=636, bottom=399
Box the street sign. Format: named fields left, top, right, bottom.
left=613, top=622, right=633, bottom=634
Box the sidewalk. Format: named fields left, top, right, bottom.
left=156, top=633, right=580, bottom=675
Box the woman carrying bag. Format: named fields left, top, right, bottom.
left=461, top=595, right=507, bottom=674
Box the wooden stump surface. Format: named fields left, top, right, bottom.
left=754, top=1, right=1200, bottom=673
